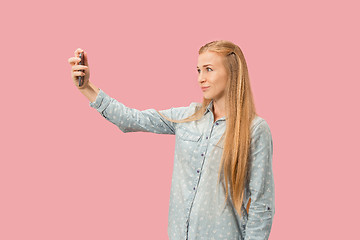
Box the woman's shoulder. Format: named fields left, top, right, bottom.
left=187, top=101, right=203, bottom=113
left=251, top=115, right=272, bottom=136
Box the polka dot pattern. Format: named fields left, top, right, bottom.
left=89, top=89, right=275, bottom=240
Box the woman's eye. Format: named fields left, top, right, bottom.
left=197, top=67, right=213, bottom=73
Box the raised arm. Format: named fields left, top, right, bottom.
left=68, top=48, right=196, bottom=135
left=87, top=86, right=196, bottom=135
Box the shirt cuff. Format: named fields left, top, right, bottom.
left=89, top=88, right=106, bottom=109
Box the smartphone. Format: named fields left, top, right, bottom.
left=78, top=52, right=85, bottom=87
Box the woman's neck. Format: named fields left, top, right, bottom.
left=212, top=98, right=226, bottom=122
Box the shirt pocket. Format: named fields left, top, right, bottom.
left=177, top=127, right=202, bottom=142
left=211, top=131, right=225, bottom=150
left=176, top=127, right=203, bottom=165
left=212, top=142, right=224, bottom=149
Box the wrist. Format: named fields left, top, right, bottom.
left=79, top=81, right=100, bottom=103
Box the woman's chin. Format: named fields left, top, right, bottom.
left=202, top=93, right=214, bottom=99
left=203, top=95, right=212, bottom=100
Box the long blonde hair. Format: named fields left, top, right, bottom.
left=156, top=40, right=257, bottom=217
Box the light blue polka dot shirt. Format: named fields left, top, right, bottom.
left=89, top=89, right=275, bottom=240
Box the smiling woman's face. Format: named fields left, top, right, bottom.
left=197, top=51, right=228, bottom=102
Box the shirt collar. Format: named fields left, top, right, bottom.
left=203, top=100, right=226, bottom=121
left=204, top=99, right=213, bottom=115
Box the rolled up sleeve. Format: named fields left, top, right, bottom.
left=244, top=120, right=275, bottom=240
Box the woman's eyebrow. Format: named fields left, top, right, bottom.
left=196, top=64, right=213, bottom=68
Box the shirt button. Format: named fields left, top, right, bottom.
left=197, top=170, right=199, bottom=173
left=201, top=153, right=204, bottom=156
left=193, top=187, right=195, bottom=190
left=206, top=136, right=208, bottom=139
left=216, top=122, right=219, bottom=125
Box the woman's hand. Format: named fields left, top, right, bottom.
left=68, top=48, right=90, bottom=89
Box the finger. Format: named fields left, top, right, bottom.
left=72, top=65, right=88, bottom=71
left=73, top=71, right=86, bottom=76
left=74, top=48, right=84, bottom=57
left=68, top=57, right=81, bottom=65
left=68, top=57, right=75, bottom=65
left=74, top=48, right=83, bottom=55
left=70, top=56, right=82, bottom=63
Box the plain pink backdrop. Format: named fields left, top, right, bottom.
left=1, top=0, right=359, bottom=239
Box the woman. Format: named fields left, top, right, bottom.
left=68, top=40, right=275, bottom=240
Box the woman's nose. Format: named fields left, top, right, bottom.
left=198, top=75, right=206, bottom=83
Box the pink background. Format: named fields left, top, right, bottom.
left=1, top=0, right=359, bottom=239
